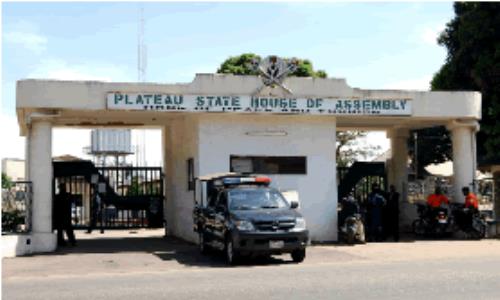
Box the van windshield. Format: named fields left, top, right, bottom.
left=228, top=188, right=289, bottom=210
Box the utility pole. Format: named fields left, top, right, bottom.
left=136, top=4, right=147, bottom=167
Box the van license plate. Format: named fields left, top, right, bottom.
left=269, top=240, right=284, bottom=249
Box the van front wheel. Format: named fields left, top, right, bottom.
left=225, top=237, right=240, bottom=265
left=291, top=249, right=306, bottom=263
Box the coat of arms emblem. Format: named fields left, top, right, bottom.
left=250, top=55, right=298, bottom=94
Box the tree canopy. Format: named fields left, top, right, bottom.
left=217, top=53, right=328, bottom=78
left=2, top=173, right=13, bottom=189
left=430, top=2, right=500, bottom=160
left=336, top=131, right=381, bottom=168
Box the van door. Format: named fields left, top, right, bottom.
left=213, top=191, right=228, bottom=242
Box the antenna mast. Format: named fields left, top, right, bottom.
left=136, top=5, right=147, bottom=166
left=137, top=5, right=147, bottom=82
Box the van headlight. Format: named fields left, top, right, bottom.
left=291, top=217, right=306, bottom=231
left=235, top=220, right=255, bottom=231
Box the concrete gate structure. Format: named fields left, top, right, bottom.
left=14, top=71, right=481, bottom=254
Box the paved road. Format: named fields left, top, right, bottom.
left=3, top=230, right=500, bottom=300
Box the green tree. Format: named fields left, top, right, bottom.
left=127, top=176, right=143, bottom=196
left=217, top=53, right=328, bottom=78
left=429, top=2, right=500, bottom=160
left=2, top=173, right=13, bottom=189
left=336, top=131, right=381, bottom=168
left=217, top=53, right=260, bottom=75
left=409, top=126, right=452, bottom=177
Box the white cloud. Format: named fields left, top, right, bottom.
left=4, top=31, right=48, bottom=54
left=0, top=121, right=162, bottom=166
left=419, top=24, right=445, bottom=46
left=353, top=131, right=390, bottom=161
left=131, top=129, right=162, bottom=167
left=52, top=128, right=92, bottom=159
left=382, top=75, right=432, bottom=91
left=1, top=113, right=26, bottom=160
left=0, top=116, right=93, bottom=161
left=27, top=59, right=133, bottom=82
left=164, top=63, right=219, bottom=83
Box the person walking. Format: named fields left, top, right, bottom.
left=55, top=183, right=76, bottom=246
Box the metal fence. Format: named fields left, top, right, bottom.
left=1, top=181, right=32, bottom=234
left=53, top=165, right=164, bottom=229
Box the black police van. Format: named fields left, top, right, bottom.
left=193, top=173, right=309, bottom=265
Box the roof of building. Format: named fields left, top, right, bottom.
left=52, top=154, right=84, bottom=161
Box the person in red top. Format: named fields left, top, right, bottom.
left=461, top=186, right=479, bottom=228
left=462, top=187, right=479, bottom=209
left=426, top=187, right=449, bottom=224
left=427, top=186, right=450, bottom=208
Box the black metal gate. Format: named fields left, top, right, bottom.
left=53, top=161, right=164, bottom=230
left=338, top=161, right=386, bottom=203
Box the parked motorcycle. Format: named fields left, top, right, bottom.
left=412, top=204, right=450, bottom=237
left=338, top=195, right=366, bottom=244
left=340, top=213, right=366, bottom=244
left=450, top=203, right=486, bottom=239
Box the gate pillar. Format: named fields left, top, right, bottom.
left=27, top=120, right=57, bottom=253
left=387, top=128, right=412, bottom=231
left=447, top=120, right=479, bottom=202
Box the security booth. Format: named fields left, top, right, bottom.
left=14, top=56, right=481, bottom=255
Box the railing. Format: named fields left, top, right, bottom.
left=97, top=167, right=163, bottom=197
left=53, top=164, right=164, bottom=229
left=1, top=181, right=32, bottom=234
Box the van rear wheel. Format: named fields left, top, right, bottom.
left=291, top=249, right=306, bottom=263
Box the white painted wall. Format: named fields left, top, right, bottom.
left=16, top=75, right=481, bottom=135
left=163, top=116, right=199, bottom=242
left=2, top=159, right=26, bottom=181
left=197, top=114, right=338, bottom=241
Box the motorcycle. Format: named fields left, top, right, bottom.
left=340, top=213, right=366, bottom=244
left=412, top=204, right=450, bottom=237
left=450, top=203, right=486, bottom=239
left=338, top=196, right=366, bottom=244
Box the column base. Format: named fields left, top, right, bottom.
left=1, top=232, right=56, bottom=257
left=31, top=232, right=57, bottom=253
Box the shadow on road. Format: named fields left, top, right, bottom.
left=42, top=234, right=296, bottom=268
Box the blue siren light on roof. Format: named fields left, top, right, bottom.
left=222, top=177, right=271, bottom=185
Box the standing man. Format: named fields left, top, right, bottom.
left=368, top=183, right=386, bottom=242
left=386, top=185, right=400, bottom=242
left=54, top=183, right=76, bottom=246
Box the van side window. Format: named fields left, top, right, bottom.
left=208, top=190, right=218, bottom=207
left=216, top=191, right=228, bottom=208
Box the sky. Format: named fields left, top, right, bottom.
left=1, top=1, right=454, bottom=164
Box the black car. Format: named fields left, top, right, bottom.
left=193, top=174, right=309, bottom=265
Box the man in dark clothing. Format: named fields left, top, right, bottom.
left=55, top=184, right=76, bottom=246
left=385, top=185, right=400, bottom=241
left=367, top=183, right=386, bottom=242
